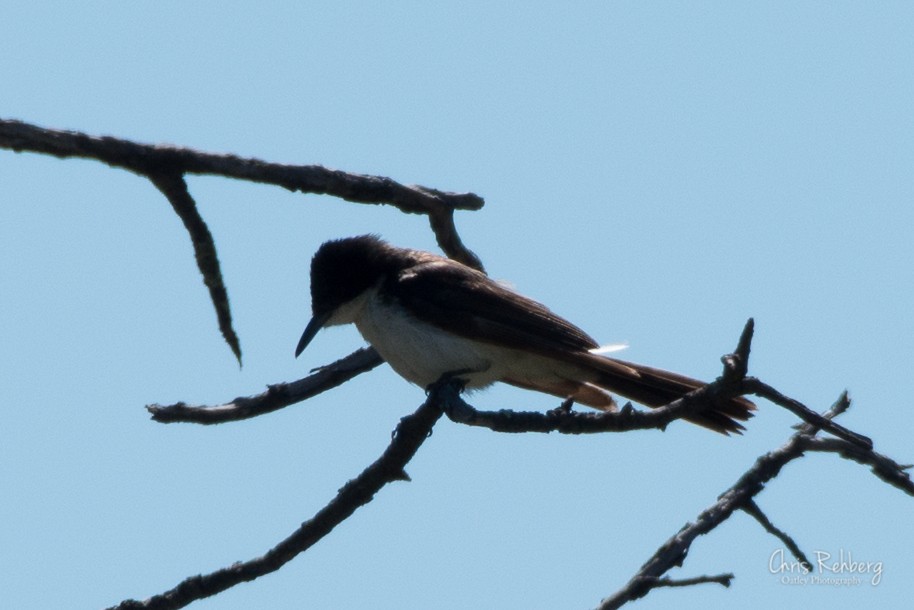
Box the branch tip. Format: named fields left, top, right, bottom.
left=648, top=572, right=735, bottom=589
left=722, top=318, right=754, bottom=379
left=146, top=348, right=383, bottom=425
left=148, top=170, right=242, bottom=364
left=737, top=317, right=755, bottom=357
left=831, top=390, right=851, bottom=417
left=393, top=470, right=412, bottom=482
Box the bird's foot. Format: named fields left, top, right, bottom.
left=548, top=398, right=576, bottom=416
left=425, top=370, right=471, bottom=396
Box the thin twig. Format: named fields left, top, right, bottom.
left=744, top=378, right=872, bottom=449
left=148, top=171, right=241, bottom=364
left=148, top=347, right=383, bottom=424
left=795, top=390, right=851, bottom=435
left=426, top=204, right=484, bottom=271
left=741, top=500, right=811, bottom=569
left=801, top=436, right=914, bottom=496
left=644, top=573, right=734, bottom=589
left=720, top=317, right=754, bottom=380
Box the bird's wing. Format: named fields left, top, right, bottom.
left=392, top=260, right=600, bottom=355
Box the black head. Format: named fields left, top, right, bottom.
left=309, top=235, right=391, bottom=317
left=295, top=235, right=405, bottom=357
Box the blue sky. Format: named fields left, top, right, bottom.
left=2, top=3, right=913, bottom=609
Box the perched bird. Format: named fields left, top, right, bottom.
left=295, top=235, right=754, bottom=434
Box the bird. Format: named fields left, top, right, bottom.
left=294, top=235, right=754, bottom=434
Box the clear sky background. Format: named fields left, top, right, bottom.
left=2, top=3, right=913, bottom=609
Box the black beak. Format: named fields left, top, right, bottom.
left=294, top=311, right=331, bottom=357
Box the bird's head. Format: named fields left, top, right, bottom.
left=295, top=234, right=398, bottom=357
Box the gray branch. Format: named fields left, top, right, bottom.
left=0, top=117, right=486, bottom=362
left=147, top=347, right=383, bottom=424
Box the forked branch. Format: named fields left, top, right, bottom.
left=0, top=118, right=485, bottom=363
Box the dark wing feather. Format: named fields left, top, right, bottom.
left=393, top=260, right=600, bottom=355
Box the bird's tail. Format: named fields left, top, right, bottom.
left=506, top=354, right=754, bottom=435
left=588, top=355, right=754, bottom=434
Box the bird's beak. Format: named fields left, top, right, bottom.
left=294, top=311, right=331, bottom=358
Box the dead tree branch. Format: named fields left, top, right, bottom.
left=148, top=170, right=241, bottom=363
left=0, top=118, right=485, bottom=363
left=800, top=436, right=914, bottom=496
left=0, top=119, right=484, bottom=218
left=644, top=573, right=734, bottom=590
left=147, top=347, right=383, bottom=424
left=108, top=387, right=447, bottom=610
left=741, top=499, right=812, bottom=569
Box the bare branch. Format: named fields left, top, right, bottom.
left=644, top=573, right=734, bottom=589
left=741, top=499, right=811, bottom=569
left=148, top=347, right=383, bottom=424
left=801, top=436, right=914, bottom=496
left=744, top=378, right=871, bottom=449
left=0, top=118, right=484, bottom=217
left=0, top=118, right=487, bottom=357
left=110, top=387, right=446, bottom=610
left=720, top=317, right=753, bottom=380
left=148, top=171, right=241, bottom=365
left=426, top=204, right=485, bottom=271
left=798, top=390, right=852, bottom=432
left=442, top=384, right=736, bottom=435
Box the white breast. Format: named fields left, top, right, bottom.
left=353, top=293, right=502, bottom=388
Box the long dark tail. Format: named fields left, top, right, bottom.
left=505, top=354, right=754, bottom=435
left=589, top=355, right=754, bottom=434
